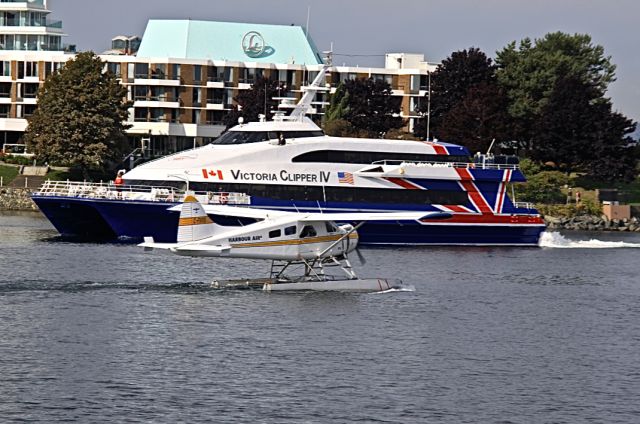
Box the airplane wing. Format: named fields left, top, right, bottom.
left=299, top=211, right=452, bottom=222
left=167, top=204, right=451, bottom=222
left=167, top=204, right=291, bottom=220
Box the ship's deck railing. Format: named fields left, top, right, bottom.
left=371, top=159, right=520, bottom=171
left=512, top=201, right=536, bottom=210
left=33, top=180, right=251, bottom=205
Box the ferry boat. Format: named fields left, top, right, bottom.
left=31, top=68, right=545, bottom=245
left=32, top=115, right=545, bottom=245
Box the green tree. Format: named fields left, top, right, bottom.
left=495, top=32, right=617, bottom=147
left=24, top=52, right=131, bottom=178
left=340, top=77, right=403, bottom=137
left=416, top=47, right=496, bottom=139
left=222, top=76, right=285, bottom=129
left=437, top=81, right=512, bottom=153
left=323, top=82, right=350, bottom=123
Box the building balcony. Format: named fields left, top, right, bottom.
left=133, top=78, right=181, bottom=87
left=133, top=99, right=180, bottom=109
left=0, top=1, right=48, bottom=11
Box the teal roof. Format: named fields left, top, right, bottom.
left=137, top=19, right=323, bottom=65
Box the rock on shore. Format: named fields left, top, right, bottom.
left=545, top=214, right=640, bottom=232
left=0, top=188, right=38, bottom=211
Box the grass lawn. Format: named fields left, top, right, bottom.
left=574, top=175, right=640, bottom=203
left=0, top=164, right=19, bottom=186
left=46, top=169, right=72, bottom=181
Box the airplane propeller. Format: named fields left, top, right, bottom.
left=354, top=247, right=367, bottom=265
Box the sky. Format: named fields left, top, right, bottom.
left=49, top=0, right=640, bottom=129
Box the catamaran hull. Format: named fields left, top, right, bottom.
left=32, top=195, right=545, bottom=246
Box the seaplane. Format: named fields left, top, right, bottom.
left=139, top=195, right=450, bottom=292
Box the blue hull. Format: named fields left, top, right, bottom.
left=32, top=196, right=545, bottom=246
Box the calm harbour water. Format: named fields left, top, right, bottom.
left=1, top=211, right=640, bottom=423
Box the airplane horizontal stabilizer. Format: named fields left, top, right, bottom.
left=139, top=237, right=180, bottom=250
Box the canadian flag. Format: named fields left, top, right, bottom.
left=202, top=169, right=224, bottom=180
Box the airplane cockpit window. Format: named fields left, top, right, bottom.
left=325, top=222, right=339, bottom=233
left=269, top=229, right=282, bottom=238
left=284, top=225, right=297, bottom=236
left=300, top=225, right=317, bottom=238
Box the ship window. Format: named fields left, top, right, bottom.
left=211, top=130, right=324, bottom=145
left=300, top=225, right=317, bottom=238
left=284, top=225, right=297, bottom=236
left=211, top=131, right=269, bottom=145
left=292, top=150, right=469, bottom=164
left=269, top=229, right=281, bottom=238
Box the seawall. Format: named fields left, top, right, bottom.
left=0, top=188, right=38, bottom=211
left=544, top=215, right=640, bottom=232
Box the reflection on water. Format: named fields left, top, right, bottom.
left=2, top=212, right=640, bottom=423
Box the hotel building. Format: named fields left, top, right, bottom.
left=0, top=4, right=436, bottom=158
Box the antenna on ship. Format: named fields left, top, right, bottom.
left=284, top=48, right=332, bottom=122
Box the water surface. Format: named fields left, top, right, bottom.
left=1, top=211, right=639, bottom=423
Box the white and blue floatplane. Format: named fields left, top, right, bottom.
left=140, top=196, right=450, bottom=292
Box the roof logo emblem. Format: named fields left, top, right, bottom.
left=242, top=31, right=266, bottom=58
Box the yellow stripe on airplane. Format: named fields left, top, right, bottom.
left=179, top=216, right=214, bottom=226
left=231, top=233, right=358, bottom=249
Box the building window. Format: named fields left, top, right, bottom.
left=21, top=83, right=39, bottom=98
left=105, top=62, right=121, bottom=78
left=192, top=87, right=201, bottom=106
left=0, top=104, right=9, bottom=118
left=134, top=63, right=149, bottom=79
left=192, top=109, right=201, bottom=124
left=134, top=85, right=148, bottom=100
left=240, top=67, right=261, bottom=84
left=207, top=88, right=224, bottom=104
left=170, top=64, right=180, bottom=80
left=0, top=61, right=10, bottom=77
left=150, top=64, right=166, bottom=79
left=150, top=108, right=165, bottom=122
left=0, top=82, right=10, bottom=97
left=206, top=110, right=225, bottom=125
left=194, top=65, right=201, bottom=83
left=207, top=66, right=223, bottom=82
left=134, top=107, right=148, bottom=122
left=18, top=61, right=38, bottom=79
left=23, top=104, right=36, bottom=117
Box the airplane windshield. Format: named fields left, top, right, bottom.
left=211, top=130, right=324, bottom=145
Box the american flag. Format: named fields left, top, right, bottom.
left=338, top=171, right=354, bottom=185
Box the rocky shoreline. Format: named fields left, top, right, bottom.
left=0, top=188, right=38, bottom=211
left=544, top=215, right=640, bottom=232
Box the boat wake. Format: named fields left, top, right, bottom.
left=539, top=231, right=640, bottom=249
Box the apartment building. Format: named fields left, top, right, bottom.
left=0, top=10, right=436, bottom=156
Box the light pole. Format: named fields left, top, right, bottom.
left=426, top=70, right=431, bottom=141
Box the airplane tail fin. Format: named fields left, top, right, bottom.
left=177, top=195, right=221, bottom=242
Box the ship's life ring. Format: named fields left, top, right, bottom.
left=219, top=193, right=229, bottom=204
